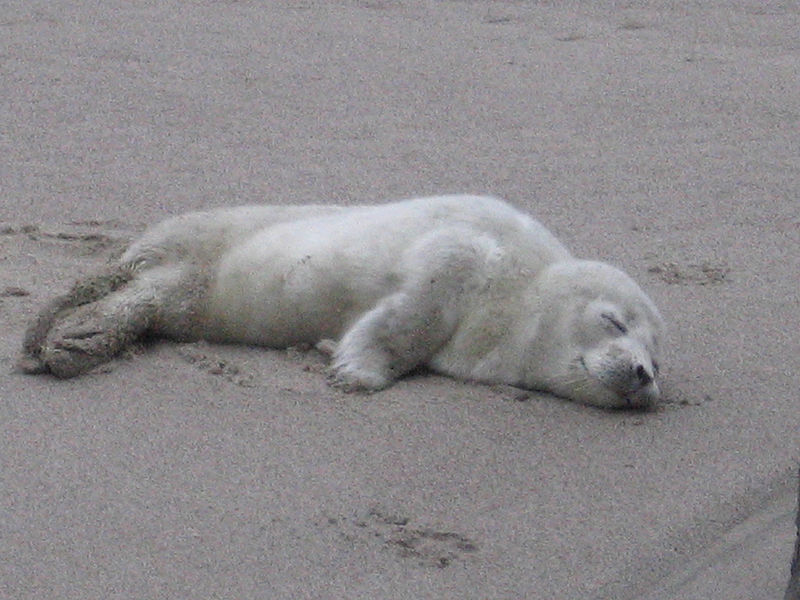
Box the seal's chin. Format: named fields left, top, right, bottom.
left=577, top=356, right=659, bottom=410
left=619, top=387, right=659, bottom=411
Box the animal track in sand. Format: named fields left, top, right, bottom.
left=2, top=221, right=129, bottom=258
left=322, top=507, right=479, bottom=569
left=647, top=260, right=730, bottom=285
left=175, top=341, right=257, bottom=388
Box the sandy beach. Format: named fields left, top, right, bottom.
left=2, top=1, right=798, bottom=598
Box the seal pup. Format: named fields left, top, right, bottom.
left=17, top=195, right=665, bottom=409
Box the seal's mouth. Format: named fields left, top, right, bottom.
left=578, top=356, right=655, bottom=409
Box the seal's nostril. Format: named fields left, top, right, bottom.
left=636, top=364, right=653, bottom=386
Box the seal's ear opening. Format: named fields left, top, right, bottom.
left=786, top=468, right=800, bottom=600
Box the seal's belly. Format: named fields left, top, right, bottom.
left=202, top=221, right=403, bottom=346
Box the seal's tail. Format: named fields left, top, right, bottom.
left=16, top=264, right=134, bottom=374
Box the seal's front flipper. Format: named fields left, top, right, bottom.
left=328, top=227, right=497, bottom=391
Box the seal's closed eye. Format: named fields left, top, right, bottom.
left=601, top=312, right=628, bottom=334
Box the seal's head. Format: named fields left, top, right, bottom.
left=520, top=260, right=665, bottom=409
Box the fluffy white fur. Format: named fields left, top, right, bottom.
left=18, top=195, right=664, bottom=408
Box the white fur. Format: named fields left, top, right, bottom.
left=22, top=195, right=665, bottom=408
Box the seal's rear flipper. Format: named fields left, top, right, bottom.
left=17, top=265, right=134, bottom=375
left=39, top=302, right=154, bottom=378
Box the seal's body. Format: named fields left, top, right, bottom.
left=18, top=195, right=664, bottom=408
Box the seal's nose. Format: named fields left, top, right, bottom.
left=635, top=363, right=653, bottom=386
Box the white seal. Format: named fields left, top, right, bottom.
left=18, top=195, right=664, bottom=408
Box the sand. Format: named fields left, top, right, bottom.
left=1, top=1, right=798, bottom=598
